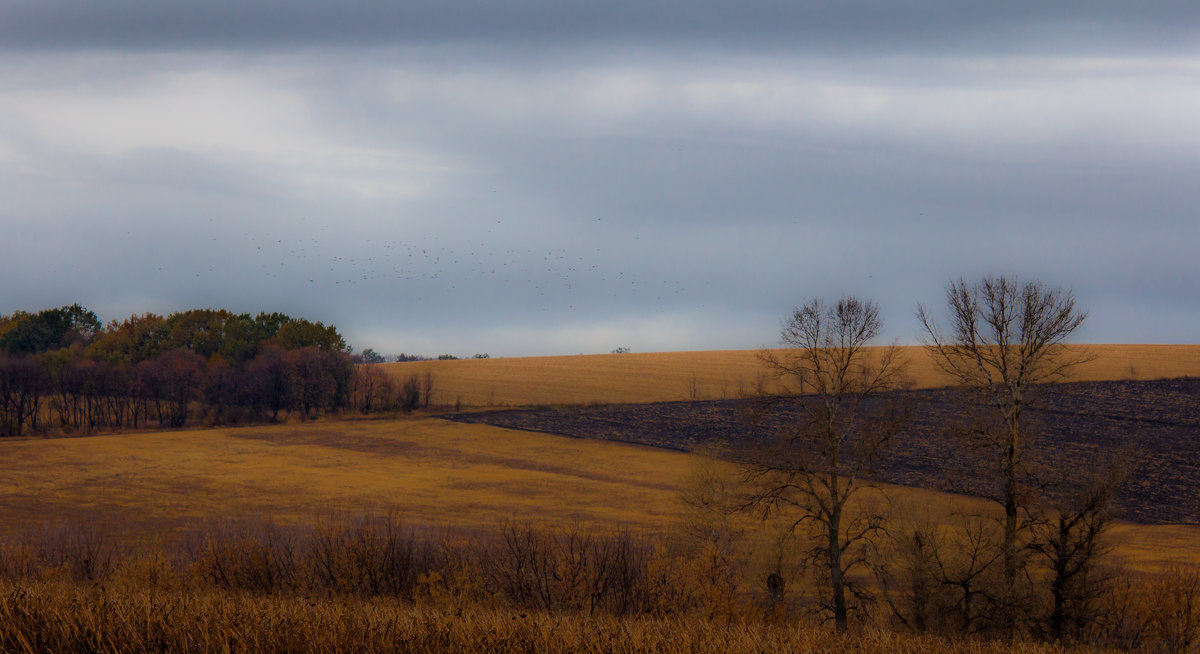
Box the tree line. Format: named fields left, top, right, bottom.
left=0, top=305, right=392, bottom=435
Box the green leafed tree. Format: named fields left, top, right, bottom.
left=0, top=304, right=101, bottom=356
left=274, top=318, right=347, bottom=353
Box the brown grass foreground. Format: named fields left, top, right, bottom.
left=0, top=581, right=1082, bottom=654
left=2, top=509, right=1197, bottom=653
left=383, top=345, right=1200, bottom=407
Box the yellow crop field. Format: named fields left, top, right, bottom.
left=0, top=417, right=1194, bottom=572
left=382, top=344, right=1200, bottom=407
left=0, top=418, right=693, bottom=539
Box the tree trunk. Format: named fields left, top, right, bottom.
left=1001, top=406, right=1022, bottom=634
left=830, top=477, right=849, bottom=633
left=829, top=492, right=848, bottom=633
left=1003, top=450, right=1019, bottom=633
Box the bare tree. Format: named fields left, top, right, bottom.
left=870, top=520, right=941, bottom=633
left=419, top=371, right=435, bottom=409
left=933, top=518, right=1005, bottom=634
left=677, top=443, right=739, bottom=557
left=917, top=275, right=1089, bottom=632
left=748, top=296, right=910, bottom=632
left=1032, top=461, right=1124, bottom=642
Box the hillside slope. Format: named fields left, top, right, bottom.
left=0, top=416, right=1194, bottom=572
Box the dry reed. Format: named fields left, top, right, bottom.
left=0, top=580, right=1085, bottom=654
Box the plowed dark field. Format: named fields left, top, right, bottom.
left=448, top=378, right=1200, bottom=525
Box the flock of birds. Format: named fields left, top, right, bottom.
left=189, top=217, right=691, bottom=313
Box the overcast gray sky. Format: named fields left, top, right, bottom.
left=1, top=2, right=1197, bottom=356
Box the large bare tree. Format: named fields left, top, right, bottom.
left=917, top=275, right=1089, bottom=631
left=749, top=296, right=909, bottom=632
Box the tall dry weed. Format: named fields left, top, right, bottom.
left=0, top=579, right=1084, bottom=654
left=0, top=520, right=125, bottom=584
left=1, top=515, right=1196, bottom=653
left=1096, top=566, right=1200, bottom=653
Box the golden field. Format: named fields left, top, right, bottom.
left=0, top=415, right=1195, bottom=572
left=382, top=344, right=1200, bottom=407
left=2, top=344, right=1198, bottom=562
left=0, top=417, right=689, bottom=538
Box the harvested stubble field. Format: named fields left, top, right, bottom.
left=448, top=378, right=1200, bottom=525
left=0, top=405, right=1194, bottom=573
left=0, top=414, right=1029, bottom=545
left=383, top=344, right=1200, bottom=407
left=0, top=418, right=702, bottom=541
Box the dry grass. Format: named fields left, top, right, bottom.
left=0, top=418, right=695, bottom=540
left=0, top=419, right=1194, bottom=572
left=383, top=345, right=1200, bottom=408
left=878, top=485, right=1200, bottom=573
left=1106, top=523, right=1200, bottom=575
left=0, top=580, right=1089, bottom=654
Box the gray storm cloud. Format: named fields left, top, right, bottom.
left=1, top=2, right=1198, bottom=355
left=3, top=2, right=1198, bottom=55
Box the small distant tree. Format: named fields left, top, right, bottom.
left=748, top=296, right=910, bottom=633
left=359, top=348, right=385, bottom=364
left=419, top=371, right=435, bottom=409
left=351, top=365, right=391, bottom=413
left=611, top=347, right=631, bottom=354
left=399, top=375, right=421, bottom=412
left=437, top=354, right=459, bottom=361
left=678, top=444, right=740, bottom=559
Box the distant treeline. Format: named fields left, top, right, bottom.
left=0, top=304, right=399, bottom=436
left=357, top=350, right=490, bottom=363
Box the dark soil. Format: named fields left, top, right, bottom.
left=446, top=378, right=1200, bottom=525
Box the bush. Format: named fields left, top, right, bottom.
left=400, top=375, right=422, bottom=412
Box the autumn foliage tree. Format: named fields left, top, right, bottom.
left=0, top=305, right=357, bottom=434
